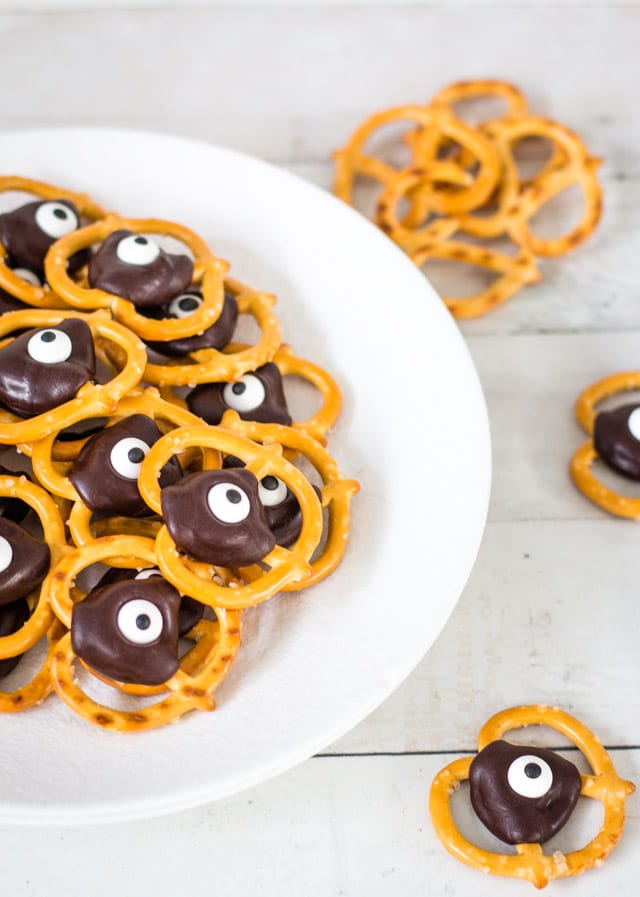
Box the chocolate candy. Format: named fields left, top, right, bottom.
left=161, top=468, right=276, bottom=565
left=143, top=289, right=238, bottom=358
left=88, top=229, right=193, bottom=307
left=71, top=578, right=181, bottom=686
left=0, top=597, right=30, bottom=679
left=0, top=465, right=31, bottom=525
left=594, top=403, right=640, bottom=480
left=469, top=740, right=582, bottom=844
left=69, top=413, right=182, bottom=518
left=0, top=517, right=50, bottom=606
left=187, top=362, right=292, bottom=426
left=0, top=318, right=95, bottom=418
left=95, top=566, right=205, bottom=637
left=223, top=456, right=304, bottom=547
left=0, top=199, right=87, bottom=277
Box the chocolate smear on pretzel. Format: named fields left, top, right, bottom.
left=593, top=403, right=640, bottom=480
left=161, top=467, right=276, bottom=565
left=0, top=318, right=95, bottom=417
left=0, top=597, right=30, bottom=679
left=69, top=413, right=182, bottom=518
left=88, top=229, right=193, bottom=307
left=0, top=199, right=88, bottom=278
left=0, top=517, right=50, bottom=605
left=187, top=362, right=292, bottom=426
left=71, top=578, right=181, bottom=686
left=143, top=288, right=238, bottom=358
left=469, top=740, right=582, bottom=844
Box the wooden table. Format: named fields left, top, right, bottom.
left=0, top=4, right=638, bottom=894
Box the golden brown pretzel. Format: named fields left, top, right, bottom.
left=430, top=705, right=635, bottom=888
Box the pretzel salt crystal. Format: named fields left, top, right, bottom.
left=430, top=705, right=634, bottom=889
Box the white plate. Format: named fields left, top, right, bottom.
left=0, top=128, right=490, bottom=824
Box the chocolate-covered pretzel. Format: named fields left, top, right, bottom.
left=144, top=289, right=238, bottom=358
left=469, top=740, right=582, bottom=844
left=0, top=318, right=95, bottom=417
left=0, top=517, right=50, bottom=606
left=0, top=199, right=88, bottom=277
left=161, top=468, right=276, bottom=565
left=70, top=413, right=182, bottom=518
left=593, top=403, right=640, bottom=480
left=88, top=229, right=193, bottom=307
left=187, top=362, right=292, bottom=426
left=71, top=578, right=181, bottom=686
left=0, top=597, right=30, bottom=679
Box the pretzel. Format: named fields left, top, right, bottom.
left=429, top=79, right=529, bottom=121
left=0, top=618, right=67, bottom=713
left=0, top=309, right=146, bottom=444
left=570, top=371, right=640, bottom=519
left=430, top=705, right=634, bottom=888
left=140, top=277, right=283, bottom=387
left=138, top=425, right=324, bottom=609
left=44, top=214, right=230, bottom=341
left=48, top=534, right=242, bottom=731
left=0, top=175, right=106, bottom=309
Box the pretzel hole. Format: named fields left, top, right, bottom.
left=543, top=793, right=604, bottom=857
left=282, top=374, right=324, bottom=426
left=362, top=121, right=414, bottom=170
left=73, top=659, right=170, bottom=709
left=352, top=175, right=388, bottom=222
left=592, top=455, right=640, bottom=498
left=450, top=780, right=518, bottom=854
left=444, top=95, right=513, bottom=126
left=419, top=257, right=501, bottom=299
left=0, top=629, right=48, bottom=694
left=512, top=136, right=558, bottom=182
left=525, top=182, right=587, bottom=241
left=233, top=310, right=261, bottom=345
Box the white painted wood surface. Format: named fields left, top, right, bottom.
left=1, top=5, right=639, bottom=895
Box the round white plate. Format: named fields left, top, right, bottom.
left=0, top=128, right=490, bottom=824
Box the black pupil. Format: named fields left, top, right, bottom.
left=41, top=331, right=56, bottom=343
left=262, top=476, right=279, bottom=491
left=179, top=296, right=199, bottom=312
left=524, top=762, right=542, bottom=779
left=127, top=447, right=145, bottom=464
left=134, top=236, right=148, bottom=245
left=226, top=489, right=242, bottom=504
left=135, top=614, right=151, bottom=631
left=53, top=207, right=68, bottom=220
left=232, top=382, right=246, bottom=395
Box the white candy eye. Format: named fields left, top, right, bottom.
left=258, top=475, right=288, bottom=507
left=116, top=598, right=164, bottom=645
left=628, top=408, right=640, bottom=441
left=168, top=292, right=202, bottom=319
left=222, top=374, right=266, bottom=413
left=12, top=268, right=41, bottom=287
left=134, top=568, right=162, bottom=581
left=116, top=234, right=161, bottom=266
left=109, top=437, right=150, bottom=479
left=27, top=328, right=72, bottom=364
left=34, top=202, right=78, bottom=239
left=0, top=535, right=13, bottom=573
left=507, top=755, right=553, bottom=799
left=207, top=482, right=251, bottom=523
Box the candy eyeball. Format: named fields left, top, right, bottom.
left=116, top=598, right=164, bottom=645
left=207, top=481, right=251, bottom=523
left=34, top=201, right=79, bottom=239
left=11, top=268, right=42, bottom=287
left=134, top=568, right=162, bottom=581
left=116, top=234, right=161, bottom=266
left=222, top=374, right=266, bottom=413
left=627, top=407, right=640, bottom=441
left=0, top=535, right=13, bottom=573
left=27, top=328, right=73, bottom=364
left=109, top=436, right=150, bottom=480
left=507, top=754, right=554, bottom=799
left=258, top=475, right=288, bottom=507
left=168, top=292, right=203, bottom=318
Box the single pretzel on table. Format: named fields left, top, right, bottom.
left=48, top=534, right=242, bottom=732
left=138, top=425, right=324, bottom=609
left=570, top=371, right=640, bottom=519
left=0, top=175, right=106, bottom=309
left=429, top=704, right=635, bottom=889
left=0, top=308, right=146, bottom=445
left=44, top=214, right=230, bottom=342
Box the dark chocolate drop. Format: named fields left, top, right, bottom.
left=0, top=199, right=88, bottom=278
left=0, top=597, right=30, bottom=679
left=143, top=289, right=238, bottom=358
left=0, top=517, right=50, bottom=606
left=594, top=403, right=640, bottom=480
left=187, top=362, right=292, bottom=426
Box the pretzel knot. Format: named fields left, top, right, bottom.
left=48, top=535, right=242, bottom=732
left=570, top=371, right=640, bottom=518
left=138, top=425, right=324, bottom=609
left=429, top=705, right=634, bottom=888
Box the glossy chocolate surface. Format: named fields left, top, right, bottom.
left=0, top=597, right=30, bottom=679
left=0, top=318, right=95, bottom=418
left=70, top=413, right=182, bottom=518
left=88, top=229, right=193, bottom=307
left=72, top=578, right=181, bottom=686
left=144, top=289, right=238, bottom=357
left=162, top=468, right=276, bottom=565
left=469, top=740, right=582, bottom=845
left=187, top=362, right=292, bottom=426
left=594, top=403, right=640, bottom=480
left=0, top=465, right=31, bottom=524
left=0, top=517, right=50, bottom=606
left=223, top=456, right=304, bottom=547
left=0, top=199, right=87, bottom=277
